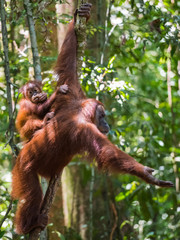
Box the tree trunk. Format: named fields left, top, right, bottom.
left=55, top=1, right=76, bottom=52
left=62, top=165, right=89, bottom=239
left=0, top=0, right=18, bottom=157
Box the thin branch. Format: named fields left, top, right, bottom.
left=76, top=0, right=88, bottom=79
left=100, top=0, right=114, bottom=65
left=110, top=201, right=118, bottom=240
left=36, top=0, right=54, bottom=16
left=0, top=1, right=18, bottom=232
left=0, top=0, right=18, bottom=157
left=89, top=167, right=95, bottom=240
left=178, top=60, right=180, bottom=91
left=167, top=45, right=172, bottom=107
left=23, top=0, right=42, bottom=81
left=0, top=200, right=13, bottom=229
left=13, top=40, right=29, bottom=57
left=167, top=45, right=179, bottom=192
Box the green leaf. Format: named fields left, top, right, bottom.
left=0, top=231, right=5, bottom=238
left=120, top=220, right=131, bottom=230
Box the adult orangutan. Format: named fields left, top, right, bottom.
left=11, top=3, right=173, bottom=235
left=16, top=80, right=68, bottom=141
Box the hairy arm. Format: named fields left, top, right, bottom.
left=81, top=123, right=174, bottom=188
left=54, top=4, right=92, bottom=99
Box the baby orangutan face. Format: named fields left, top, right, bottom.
left=21, top=81, right=47, bottom=104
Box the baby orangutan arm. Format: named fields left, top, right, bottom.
left=36, top=84, right=68, bottom=117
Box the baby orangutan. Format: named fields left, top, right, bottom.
left=16, top=80, right=68, bottom=141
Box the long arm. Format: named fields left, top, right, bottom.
left=82, top=123, right=173, bottom=187
left=54, top=4, right=92, bottom=99
left=54, top=20, right=77, bottom=87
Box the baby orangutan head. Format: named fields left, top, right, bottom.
left=20, top=81, right=47, bottom=104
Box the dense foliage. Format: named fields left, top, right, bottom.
left=0, top=0, right=179, bottom=239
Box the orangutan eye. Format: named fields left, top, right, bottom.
left=101, top=112, right=105, bottom=118
left=34, top=88, right=40, bottom=94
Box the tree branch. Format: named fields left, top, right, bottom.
left=76, top=0, right=89, bottom=79
left=23, top=0, right=42, bottom=81
left=0, top=200, right=13, bottom=229
left=0, top=0, right=18, bottom=157
left=29, top=174, right=62, bottom=240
